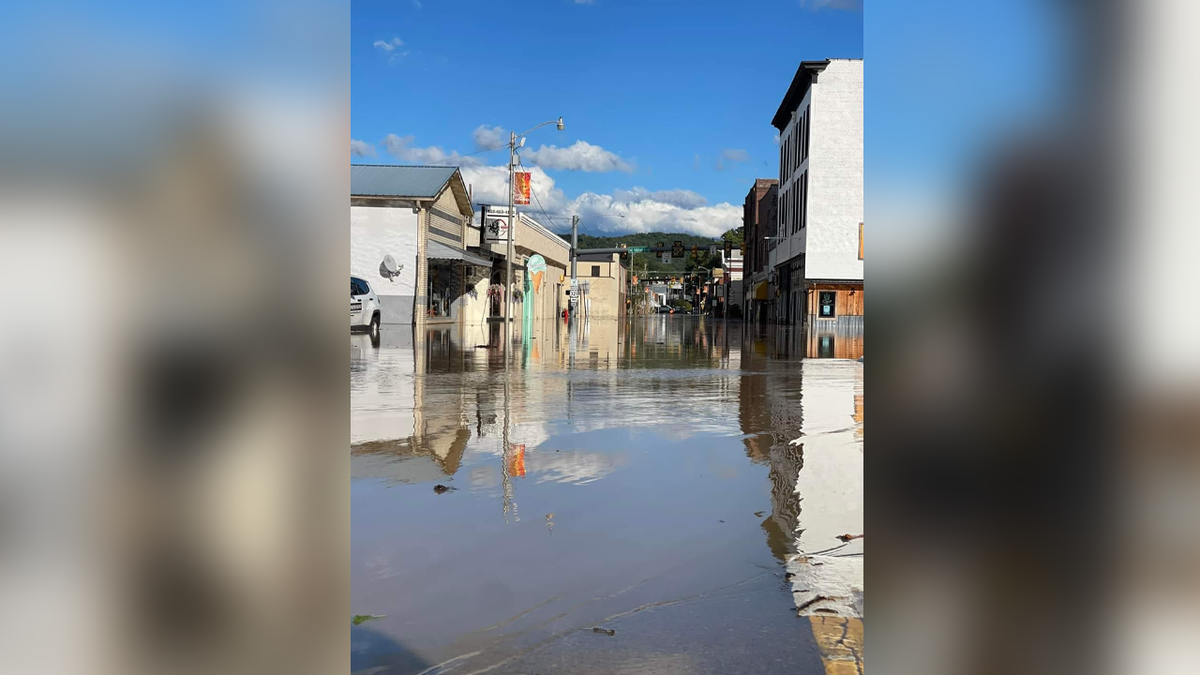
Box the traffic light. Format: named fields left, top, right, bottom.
left=691, top=244, right=698, bottom=260
left=656, top=241, right=664, bottom=259
left=672, top=240, right=684, bottom=257
left=724, top=240, right=732, bottom=259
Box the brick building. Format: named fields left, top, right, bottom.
left=742, top=178, right=778, bottom=323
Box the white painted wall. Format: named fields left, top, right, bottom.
left=351, top=204, right=419, bottom=324
left=805, top=59, right=863, bottom=281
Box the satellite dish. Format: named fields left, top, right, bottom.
left=380, top=255, right=404, bottom=281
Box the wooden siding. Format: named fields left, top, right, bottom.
left=805, top=283, right=864, bottom=317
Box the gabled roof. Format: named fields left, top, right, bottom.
left=350, top=164, right=473, bottom=216
left=771, top=60, right=831, bottom=131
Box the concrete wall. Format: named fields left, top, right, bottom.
left=805, top=59, right=863, bottom=282
left=351, top=203, right=418, bottom=325
left=579, top=254, right=624, bottom=319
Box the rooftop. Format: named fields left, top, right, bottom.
left=771, top=59, right=833, bottom=132
left=351, top=164, right=458, bottom=199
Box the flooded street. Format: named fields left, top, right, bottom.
left=351, top=317, right=863, bottom=674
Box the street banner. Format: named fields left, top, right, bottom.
left=514, top=172, right=531, bottom=205
left=482, top=204, right=513, bottom=243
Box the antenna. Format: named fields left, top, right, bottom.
left=379, top=255, right=404, bottom=281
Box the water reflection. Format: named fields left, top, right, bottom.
left=351, top=317, right=863, bottom=674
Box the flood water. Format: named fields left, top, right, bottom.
left=351, top=317, right=863, bottom=674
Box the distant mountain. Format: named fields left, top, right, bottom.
left=556, top=229, right=742, bottom=273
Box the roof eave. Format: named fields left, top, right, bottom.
left=771, top=60, right=830, bottom=131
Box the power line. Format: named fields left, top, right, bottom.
left=418, top=143, right=508, bottom=166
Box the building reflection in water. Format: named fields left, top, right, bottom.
left=352, top=317, right=863, bottom=673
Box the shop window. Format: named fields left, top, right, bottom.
left=819, top=291, right=836, bottom=318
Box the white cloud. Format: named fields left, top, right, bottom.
left=569, top=192, right=740, bottom=238
left=522, top=140, right=633, bottom=173
left=383, top=134, right=482, bottom=166
left=412, top=0, right=423, bottom=8
left=773, top=131, right=781, bottom=145
left=715, top=148, right=749, bottom=171
left=472, top=124, right=506, bottom=150
left=693, top=153, right=701, bottom=170
left=612, top=187, right=707, bottom=209
left=721, top=148, right=749, bottom=162
left=350, top=138, right=377, bottom=158
left=574, top=0, right=596, bottom=4
left=373, top=37, right=403, bottom=52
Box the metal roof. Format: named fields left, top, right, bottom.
left=427, top=240, right=493, bottom=267
left=351, top=165, right=459, bottom=198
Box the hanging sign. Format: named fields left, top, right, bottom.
left=513, top=172, right=531, bottom=205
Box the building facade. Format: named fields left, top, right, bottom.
left=575, top=253, right=627, bottom=319
left=351, top=165, right=489, bottom=327
left=742, top=178, right=779, bottom=323
left=718, top=247, right=743, bottom=318
left=771, top=58, right=863, bottom=326
left=477, top=206, right=571, bottom=331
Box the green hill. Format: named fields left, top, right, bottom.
left=557, top=229, right=742, bottom=273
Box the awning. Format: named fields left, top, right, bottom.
left=752, top=281, right=768, bottom=300
left=427, top=240, right=492, bottom=267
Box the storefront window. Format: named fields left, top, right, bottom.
left=428, top=264, right=453, bottom=318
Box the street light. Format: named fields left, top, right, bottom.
left=505, top=117, right=564, bottom=365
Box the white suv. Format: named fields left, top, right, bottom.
left=351, top=276, right=381, bottom=338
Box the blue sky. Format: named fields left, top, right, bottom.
left=351, top=0, right=862, bottom=236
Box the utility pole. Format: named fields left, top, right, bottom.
left=570, top=214, right=578, bottom=323
left=504, top=131, right=516, bottom=368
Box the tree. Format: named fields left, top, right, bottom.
left=720, top=227, right=745, bottom=248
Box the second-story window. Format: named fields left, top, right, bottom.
left=591, top=265, right=601, bottom=278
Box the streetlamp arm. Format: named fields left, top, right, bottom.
left=514, top=118, right=564, bottom=140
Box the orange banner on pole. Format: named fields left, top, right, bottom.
left=514, top=172, right=531, bottom=205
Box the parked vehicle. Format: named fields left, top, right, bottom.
left=351, top=276, right=381, bottom=338
left=657, top=305, right=673, bottom=314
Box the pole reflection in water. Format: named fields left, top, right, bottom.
left=351, top=317, right=863, bottom=675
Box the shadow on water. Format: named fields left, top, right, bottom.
left=351, top=624, right=431, bottom=674
left=350, top=316, right=863, bottom=674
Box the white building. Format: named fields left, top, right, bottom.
left=719, top=247, right=743, bottom=317
left=771, top=59, right=863, bottom=326
left=351, top=165, right=490, bottom=326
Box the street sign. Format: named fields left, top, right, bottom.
left=626, top=246, right=651, bottom=253
left=663, top=251, right=671, bottom=264
left=569, top=278, right=579, bottom=306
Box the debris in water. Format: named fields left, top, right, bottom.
left=433, top=484, right=455, bottom=494
left=754, top=511, right=765, bottom=517
left=784, top=572, right=796, bottom=580
left=795, top=595, right=843, bottom=614
left=719, top=519, right=725, bottom=523
left=836, top=533, right=863, bottom=542
left=592, top=627, right=616, bottom=636
left=352, top=614, right=385, bottom=625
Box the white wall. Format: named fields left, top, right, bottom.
left=351, top=204, right=419, bottom=324
left=805, top=59, right=863, bottom=282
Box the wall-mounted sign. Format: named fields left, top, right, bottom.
left=514, top=172, right=531, bottom=205
left=482, top=204, right=513, bottom=243
left=527, top=254, right=546, bottom=293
